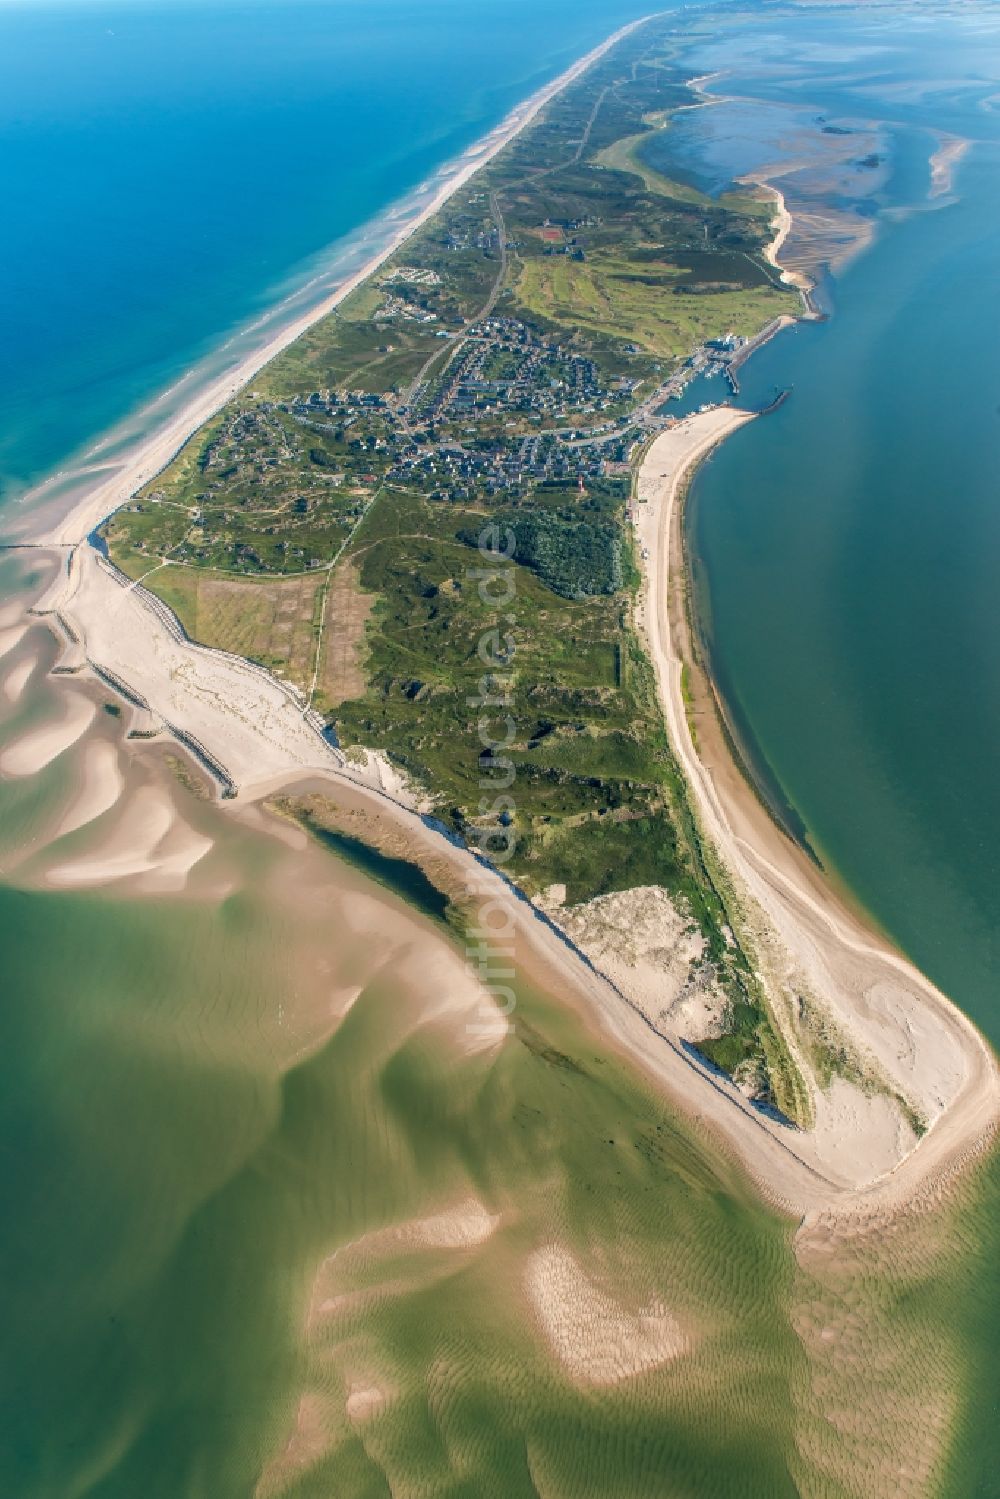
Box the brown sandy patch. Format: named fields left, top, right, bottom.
left=0, top=625, right=27, bottom=662
left=345, top=1381, right=391, bottom=1423
left=317, top=559, right=374, bottom=709
left=306, top=1197, right=499, bottom=1334
left=0, top=691, right=96, bottom=777
left=525, top=1245, right=688, bottom=1385
left=254, top=1392, right=340, bottom=1499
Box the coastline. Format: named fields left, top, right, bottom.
left=11, top=527, right=996, bottom=1223
left=11, top=16, right=650, bottom=551
left=1, top=14, right=994, bottom=1225
left=633, top=410, right=1000, bottom=1221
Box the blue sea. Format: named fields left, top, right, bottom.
left=0, top=0, right=652, bottom=506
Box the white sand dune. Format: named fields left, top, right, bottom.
left=46, top=783, right=211, bottom=890
left=0, top=692, right=96, bottom=777
left=55, top=739, right=125, bottom=838
left=526, top=1245, right=688, bottom=1385
left=2, top=652, right=38, bottom=706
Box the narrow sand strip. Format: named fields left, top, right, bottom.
left=0, top=625, right=28, bottom=663
left=0, top=692, right=96, bottom=777
left=634, top=409, right=1000, bottom=1209
left=55, top=739, right=125, bottom=838
left=2, top=653, right=37, bottom=706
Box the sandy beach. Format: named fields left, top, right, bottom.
left=633, top=409, right=1000, bottom=1214
left=17, top=15, right=650, bottom=551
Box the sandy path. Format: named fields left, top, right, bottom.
left=22, top=16, right=650, bottom=550
left=633, top=410, right=1000, bottom=1210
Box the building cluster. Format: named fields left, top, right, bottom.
left=419, top=317, right=615, bottom=424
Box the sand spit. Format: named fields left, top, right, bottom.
left=749, top=178, right=815, bottom=294
left=45, top=782, right=211, bottom=891
left=23, top=16, right=651, bottom=551
left=929, top=133, right=970, bottom=197
left=634, top=409, right=1000, bottom=1210
left=0, top=691, right=96, bottom=778
left=526, top=1245, right=688, bottom=1386
left=2, top=652, right=38, bottom=706
left=55, top=739, right=125, bottom=838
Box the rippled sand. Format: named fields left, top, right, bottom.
left=46, top=782, right=212, bottom=890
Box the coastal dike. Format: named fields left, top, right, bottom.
left=11, top=11, right=999, bottom=1224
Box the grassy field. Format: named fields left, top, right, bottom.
left=516, top=253, right=794, bottom=359
left=147, top=564, right=325, bottom=692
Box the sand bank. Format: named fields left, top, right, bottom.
left=2, top=652, right=38, bottom=706
left=633, top=409, right=1000, bottom=1212
left=0, top=691, right=96, bottom=777
left=525, top=1244, right=688, bottom=1385
left=55, top=738, right=125, bottom=838
left=929, top=133, right=970, bottom=198
left=45, top=781, right=211, bottom=891
left=22, top=16, right=650, bottom=550
left=0, top=624, right=28, bottom=663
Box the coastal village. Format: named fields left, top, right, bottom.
left=98, top=16, right=803, bottom=1107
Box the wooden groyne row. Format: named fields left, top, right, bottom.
left=94, top=551, right=337, bottom=755
left=88, top=660, right=152, bottom=713
left=164, top=723, right=237, bottom=799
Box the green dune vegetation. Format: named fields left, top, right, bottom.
left=99, top=20, right=801, bottom=1108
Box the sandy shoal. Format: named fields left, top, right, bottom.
left=0, top=691, right=96, bottom=778
left=55, top=738, right=125, bottom=838
left=46, top=781, right=211, bottom=890
left=2, top=652, right=38, bottom=706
